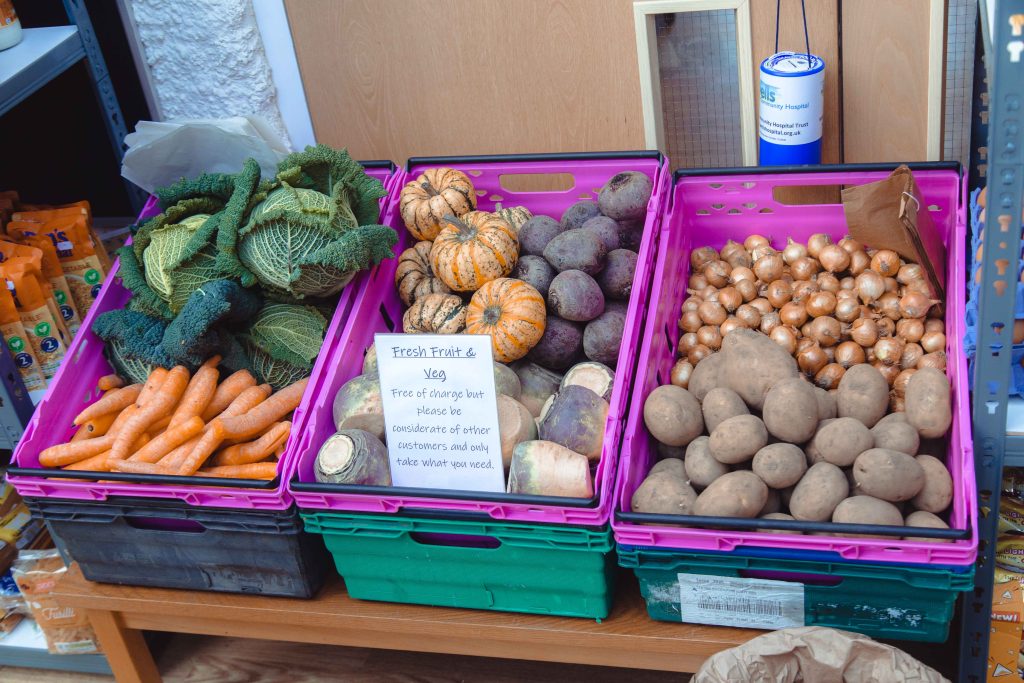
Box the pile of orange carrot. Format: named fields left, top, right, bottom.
left=39, top=358, right=307, bottom=480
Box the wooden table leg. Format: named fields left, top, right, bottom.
left=87, top=610, right=162, bottom=683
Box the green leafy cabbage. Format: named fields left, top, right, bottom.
left=240, top=303, right=327, bottom=389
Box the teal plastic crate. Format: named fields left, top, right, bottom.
left=302, top=511, right=617, bottom=619
left=619, top=546, right=974, bottom=642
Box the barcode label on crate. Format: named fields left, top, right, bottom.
left=678, top=573, right=804, bottom=630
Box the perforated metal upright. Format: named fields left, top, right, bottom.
left=958, top=0, right=1024, bottom=680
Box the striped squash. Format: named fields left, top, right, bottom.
left=399, top=167, right=477, bottom=241
left=402, top=293, right=467, bottom=335
left=430, top=211, right=519, bottom=292
left=466, top=278, right=546, bottom=363
left=395, top=240, right=450, bottom=306
left=495, top=206, right=533, bottom=233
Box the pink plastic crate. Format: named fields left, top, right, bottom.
left=8, top=163, right=400, bottom=511
left=612, top=164, right=977, bottom=565
left=288, top=152, right=670, bottom=525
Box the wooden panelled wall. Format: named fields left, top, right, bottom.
left=286, top=0, right=944, bottom=167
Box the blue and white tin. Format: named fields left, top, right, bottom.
left=758, top=51, right=825, bottom=165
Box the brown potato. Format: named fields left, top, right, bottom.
left=720, top=329, right=800, bottom=409
left=808, top=417, right=873, bottom=467
left=904, top=510, right=952, bottom=542
left=759, top=488, right=781, bottom=515
left=752, top=443, right=807, bottom=489
left=804, top=418, right=836, bottom=465
left=762, top=378, right=819, bottom=443
left=905, top=367, right=952, bottom=438
left=650, top=458, right=686, bottom=478
left=692, top=471, right=768, bottom=518
left=688, top=352, right=726, bottom=402
left=760, top=512, right=801, bottom=534
left=837, top=364, right=889, bottom=427
left=789, top=462, right=848, bottom=521
left=870, top=418, right=920, bottom=455
left=832, top=495, right=904, bottom=537
left=852, top=448, right=925, bottom=502
left=643, top=385, right=703, bottom=447
left=701, top=387, right=749, bottom=433
left=911, top=454, right=953, bottom=513
left=708, top=414, right=768, bottom=464
left=631, top=471, right=697, bottom=515
left=813, top=386, right=837, bottom=420
left=683, top=436, right=728, bottom=489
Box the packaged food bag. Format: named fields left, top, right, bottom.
left=0, top=265, right=66, bottom=380
left=0, top=279, right=46, bottom=396
left=10, top=236, right=81, bottom=334
left=10, top=203, right=111, bottom=273
left=0, top=255, right=71, bottom=347
left=11, top=550, right=101, bottom=655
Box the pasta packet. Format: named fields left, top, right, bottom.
left=11, top=550, right=101, bottom=655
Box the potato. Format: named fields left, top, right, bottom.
left=911, top=454, right=953, bottom=513
left=752, top=443, right=807, bottom=488
left=813, top=386, right=837, bottom=420
left=650, top=458, right=686, bottom=478
left=656, top=442, right=685, bottom=460
left=720, top=328, right=799, bottom=410
left=580, top=215, right=621, bottom=252
left=519, top=215, right=564, bottom=256
left=497, top=395, right=537, bottom=468
left=870, top=417, right=920, bottom=455
left=852, top=448, right=926, bottom=502
left=548, top=270, right=605, bottom=322
left=527, top=316, right=584, bottom=370
left=692, top=471, right=768, bottom=518
left=544, top=229, right=608, bottom=275
left=708, top=414, right=768, bottom=464
left=595, top=249, right=638, bottom=301
left=583, top=303, right=626, bottom=365
left=762, top=378, right=819, bottom=443
left=643, top=385, right=703, bottom=447
left=701, top=387, right=749, bottom=433
left=688, top=352, right=725, bottom=402
left=789, top=462, right=849, bottom=521
left=683, top=436, right=728, bottom=489
left=832, top=495, right=904, bottom=530
left=760, top=512, right=800, bottom=534
left=836, top=364, right=889, bottom=427
left=905, top=367, right=953, bottom=438
left=512, top=255, right=557, bottom=298
left=598, top=171, right=653, bottom=221
left=760, top=488, right=781, bottom=515
left=808, top=417, right=873, bottom=467
left=904, top=510, right=951, bottom=542
left=560, top=200, right=602, bottom=232
left=631, top=471, right=697, bottom=515
left=803, top=418, right=835, bottom=465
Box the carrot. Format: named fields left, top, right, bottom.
left=196, top=462, right=277, bottom=480
left=201, top=369, right=257, bottom=421
left=216, top=383, right=272, bottom=421
left=72, top=384, right=142, bottom=426
left=210, top=421, right=291, bottom=467
left=63, top=450, right=113, bottom=471
left=154, top=436, right=200, bottom=471
left=97, top=374, right=125, bottom=391
left=175, top=420, right=226, bottom=475
left=109, top=366, right=190, bottom=461
left=169, top=356, right=220, bottom=428
left=218, top=378, right=308, bottom=441
left=71, top=410, right=120, bottom=442
left=129, top=416, right=204, bottom=463
left=40, top=433, right=116, bottom=467
left=147, top=415, right=172, bottom=435
left=136, top=367, right=168, bottom=406
left=109, top=460, right=167, bottom=475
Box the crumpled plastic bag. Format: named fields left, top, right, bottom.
left=693, top=626, right=949, bottom=683
left=121, top=116, right=290, bottom=194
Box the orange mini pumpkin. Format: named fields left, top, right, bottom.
left=395, top=240, right=450, bottom=306
left=430, top=211, right=519, bottom=292
left=399, top=167, right=477, bottom=241
left=466, top=278, right=546, bottom=363
left=403, top=293, right=467, bottom=335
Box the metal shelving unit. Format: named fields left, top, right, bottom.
left=959, top=0, right=1024, bottom=680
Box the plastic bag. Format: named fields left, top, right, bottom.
left=11, top=549, right=101, bottom=655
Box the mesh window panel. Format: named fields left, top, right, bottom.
left=943, top=0, right=977, bottom=167
left=656, top=10, right=742, bottom=169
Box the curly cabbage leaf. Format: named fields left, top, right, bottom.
left=276, top=144, right=386, bottom=228
left=238, top=303, right=327, bottom=389
left=92, top=309, right=174, bottom=381
left=161, top=280, right=263, bottom=368
left=241, top=336, right=312, bottom=390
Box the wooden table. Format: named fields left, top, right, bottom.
left=52, top=564, right=760, bottom=683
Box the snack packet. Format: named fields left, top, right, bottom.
left=11, top=550, right=101, bottom=655
left=10, top=203, right=111, bottom=273
left=0, top=265, right=66, bottom=379
left=0, top=240, right=77, bottom=340
left=0, top=279, right=46, bottom=395
left=7, top=236, right=81, bottom=334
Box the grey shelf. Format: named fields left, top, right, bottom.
left=0, top=26, right=84, bottom=117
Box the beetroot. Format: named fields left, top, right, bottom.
left=598, top=171, right=653, bottom=221
left=518, top=215, right=563, bottom=256
left=512, top=255, right=556, bottom=297
left=548, top=270, right=605, bottom=322
left=583, top=302, right=627, bottom=365
left=595, top=249, right=638, bottom=301
left=617, top=219, right=645, bottom=250
left=580, top=216, right=620, bottom=252
left=560, top=200, right=601, bottom=232
left=527, top=316, right=584, bottom=370
left=543, top=229, right=607, bottom=274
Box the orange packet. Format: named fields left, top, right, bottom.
left=0, top=250, right=71, bottom=346
left=0, top=280, right=46, bottom=394
left=11, top=236, right=82, bottom=335
left=9, top=204, right=110, bottom=271
left=0, top=264, right=67, bottom=379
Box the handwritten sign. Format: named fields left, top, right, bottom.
left=375, top=333, right=505, bottom=492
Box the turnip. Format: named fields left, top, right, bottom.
left=507, top=440, right=593, bottom=498
left=538, top=384, right=609, bottom=461
left=315, top=429, right=391, bottom=485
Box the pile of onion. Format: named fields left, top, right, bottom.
left=675, top=233, right=946, bottom=412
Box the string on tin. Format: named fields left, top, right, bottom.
left=775, top=0, right=811, bottom=68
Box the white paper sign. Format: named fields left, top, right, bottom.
left=375, top=333, right=505, bottom=492
left=678, top=573, right=805, bottom=630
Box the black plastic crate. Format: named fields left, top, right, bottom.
left=26, top=497, right=328, bottom=597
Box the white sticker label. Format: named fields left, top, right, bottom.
left=375, top=333, right=505, bottom=492
left=758, top=69, right=824, bottom=146
left=678, top=573, right=805, bottom=630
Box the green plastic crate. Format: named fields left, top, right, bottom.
left=302, top=511, right=617, bottom=619
left=619, top=546, right=974, bottom=642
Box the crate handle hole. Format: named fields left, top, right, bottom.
left=740, top=569, right=842, bottom=586
left=498, top=173, right=575, bottom=193
left=410, top=532, right=501, bottom=549
left=126, top=517, right=206, bottom=533
left=696, top=209, right=711, bottom=216
left=771, top=185, right=843, bottom=205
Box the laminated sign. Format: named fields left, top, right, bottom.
left=678, top=573, right=805, bottom=630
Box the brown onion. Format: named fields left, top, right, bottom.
left=797, top=336, right=817, bottom=353
left=856, top=270, right=885, bottom=303
left=704, top=260, right=730, bottom=288
left=838, top=237, right=863, bottom=254
left=823, top=346, right=836, bottom=363
left=798, top=344, right=829, bottom=375
left=836, top=288, right=859, bottom=302
left=681, top=295, right=703, bottom=313
left=890, top=394, right=906, bottom=413
left=848, top=250, right=871, bottom=276
left=899, top=291, right=934, bottom=319
left=679, top=310, right=703, bottom=332
left=698, top=300, right=727, bottom=326
left=698, top=285, right=719, bottom=301
left=818, top=244, right=851, bottom=273
left=870, top=249, right=901, bottom=277
left=735, top=279, right=758, bottom=302
left=720, top=316, right=746, bottom=336
left=873, top=361, right=900, bottom=386
left=791, top=256, right=820, bottom=281
left=840, top=276, right=857, bottom=290
left=719, top=240, right=748, bottom=266
left=753, top=253, right=785, bottom=283
left=817, top=273, right=841, bottom=292
left=688, top=344, right=713, bottom=365
left=834, top=298, right=862, bottom=323
left=850, top=318, right=879, bottom=347
left=718, top=286, right=742, bottom=312
left=697, top=325, right=723, bottom=350
left=892, top=368, right=916, bottom=397
left=876, top=292, right=902, bottom=320
left=900, top=342, right=924, bottom=370
left=735, top=304, right=762, bottom=328
left=760, top=311, right=782, bottom=335
left=783, top=238, right=808, bottom=264
left=744, top=234, right=771, bottom=251
left=920, top=331, right=946, bottom=354
left=895, top=318, right=924, bottom=343
left=927, top=303, right=944, bottom=319
left=750, top=297, right=774, bottom=316
left=791, top=280, right=820, bottom=303
left=780, top=301, right=808, bottom=327
left=751, top=245, right=777, bottom=261
left=834, top=341, right=866, bottom=368
left=808, top=316, right=842, bottom=347
left=679, top=332, right=700, bottom=354
left=670, top=360, right=693, bottom=388
left=771, top=325, right=799, bottom=354
left=897, top=263, right=923, bottom=285
left=800, top=321, right=814, bottom=338
left=814, top=363, right=845, bottom=390
left=690, top=246, right=718, bottom=271
left=865, top=347, right=876, bottom=363
left=874, top=338, right=904, bottom=365
left=806, top=291, right=838, bottom=318
left=766, top=280, right=793, bottom=308
left=730, top=266, right=756, bottom=284
left=903, top=279, right=931, bottom=295
left=918, top=351, right=947, bottom=371
left=689, top=273, right=709, bottom=290
left=807, top=233, right=833, bottom=258
left=884, top=277, right=899, bottom=293
left=924, top=319, right=945, bottom=334
left=876, top=317, right=896, bottom=337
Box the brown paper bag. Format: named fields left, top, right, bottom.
left=841, top=165, right=945, bottom=301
